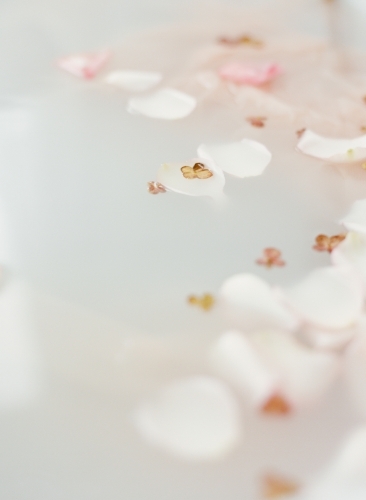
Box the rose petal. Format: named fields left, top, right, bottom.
left=218, top=62, right=282, bottom=86
left=332, top=233, right=366, bottom=289
left=220, top=274, right=299, bottom=332
left=282, top=266, right=364, bottom=330
left=133, top=376, right=242, bottom=461
left=104, top=70, right=162, bottom=91
left=297, top=130, right=366, bottom=163
left=127, top=88, right=196, bottom=119
left=209, top=330, right=339, bottom=410
left=156, top=157, right=225, bottom=198
left=197, top=139, right=272, bottom=178
left=340, top=199, right=366, bottom=234
left=57, top=50, right=110, bottom=79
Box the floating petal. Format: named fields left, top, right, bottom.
left=297, top=130, right=366, bottom=163
left=57, top=50, right=110, bottom=79
left=156, top=157, right=225, bottom=198
left=332, top=232, right=366, bottom=289
left=105, top=70, right=162, bottom=91
left=197, top=139, right=272, bottom=178
left=283, top=266, right=364, bottom=330
left=340, top=199, right=366, bottom=234
left=127, top=88, right=196, bottom=120
left=218, top=62, right=282, bottom=86
left=133, top=376, right=242, bottom=461
left=220, top=274, right=298, bottom=332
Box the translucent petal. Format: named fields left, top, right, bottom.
left=57, top=50, right=110, bottom=79
left=133, top=376, right=242, bottom=461
left=156, top=157, right=225, bottom=198
left=220, top=274, right=299, bottom=332
left=297, top=130, right=366, bottom=163
left=104, top=70, right=162, bottom=91
left=197, top=139, right=272, bottom=178
left=127, top=88, right=196, bottom=119
left=283, top=266, right=364, bottom=330
left=332, top=233, right=366, bottom=289
left=340, top=199, right=366, bottom=234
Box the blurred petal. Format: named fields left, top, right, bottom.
left=133, top=376, right=242, bottom=461
left=304, top=325, right=357, bottom=350
left=220, top=274, right=299, bottom=332
left=332, top=232, right=366, bottom=289
left=104, top=70, right=162, bottom=91
left=156, top=157, right=225, bottom=198
left=209, top=330, right=339, bottom=410
left=345, top=327, right=366, bottom=416
left=282, top=266, right=364, bottom=330
left=340, top=199, right=366, bottom=234
left=218, top=62, right=282, bottom=86
left=198, top=139, right=271, bottom=178
left=297, top=130, right=366, bottom=163
left=208, top=330, right=278, bottom=407
left=57, top=50, right=110, bottom=79
left=127, top=88, right=196, bottom=119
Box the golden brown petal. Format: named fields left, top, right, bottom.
left=262, top=474, right=300, bottom=499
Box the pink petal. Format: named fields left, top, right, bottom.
left=220, top=274, right=299, bottom=332
left=218, top=62, right=282, bottom=86
left=57, top=50, right=110, bottom=79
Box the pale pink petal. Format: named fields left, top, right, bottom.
left=282, top=266, right=364, bottom=330
left=197, top=139, right=272, bottom=178
left=340, top=199, right=366, bottom=234
left=220, top=274, right=299, bottom=332
left=104, top=70, right=162, bottom=91
left=133, top=376, right=242, bottom=461
left=127, top=88, right=196, bottom=119
left=332, top=232, right=366, bottom=290
left=156, top=157, right=225, bottom=198
left=304, top=325, right=357, bottom=350
left=218, top=62, right=282, bottom=86
left=208, top=330, right=339, bottom=411
left=57, top=50, right=110, bottom=79
left=297, top=130, right=366, bottom=163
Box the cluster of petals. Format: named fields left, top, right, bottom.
left=297, top=129, right=366, bottom=164
left=218, top=62, right=282, bottom=86
left=156, top=139, right=272, bottom=198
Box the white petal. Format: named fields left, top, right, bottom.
left=304, top=324, right=357, bottom=350
left=127, top=88, right=196, bottom=119
left=340, top=199, right=366, bottom=234
left=208, top=330, right=339, bottom=410
left=332, top=233, right=366, bottom=289
left=329, top=426, right=366, bottom=482
left=283, top=266, right=364, bottom=330
left=104, top=70, right=162, bottom=91
left=220, top=274, right=299, bottom=332
left=250, top=330, right=340, bottom=408
left=208, top=330, right=278, bottom=407
left=297, top=130, right=366, bottom=163
left=156, top=157, right=225, bottom=198
left=197, top=139, right=272, bottom=178
left=133, top=376, right=242, bottom=461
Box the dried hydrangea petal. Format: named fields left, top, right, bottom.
left=256, top=248, right=286, bottom=268
left=57, top=50, right=110, bottom=79
left=156, top=157, right=225, bottom=198
left=133, top=376, right=242, bottom=461
left=198, top=139, right=272, bottom=178
left=261, top=394, right=291, bottom=415
left=127, top=88, right=196, bottom=120
left=297, top=130, right=366, bottom=163
left=188, top=294, right=215, bottom=311
left=147, top=181, right=166, bottom=194
left=262, top=474, right=300, bottom=499
left=313, top=234, right=346, bottom=253
left=105, top=70, right=162, bottom=91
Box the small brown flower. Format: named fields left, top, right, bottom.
left=188, top=293, right=215, bottom=311
left=261, top=394, right=292, bottom=416
left=247, top=116, right=267, bottom=128
left=147, top=181, right=166, bottom=194
left=256, top=248, right=286, bottom=269
left=313, top=234, right=346, bottom=253
left=181, top=163, right=213, bottom=179
left=296, top=128, right=306, bottom=138
left=219, top=34, right=264, bottom=48
left=262, top=474, right=300, bottom=499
